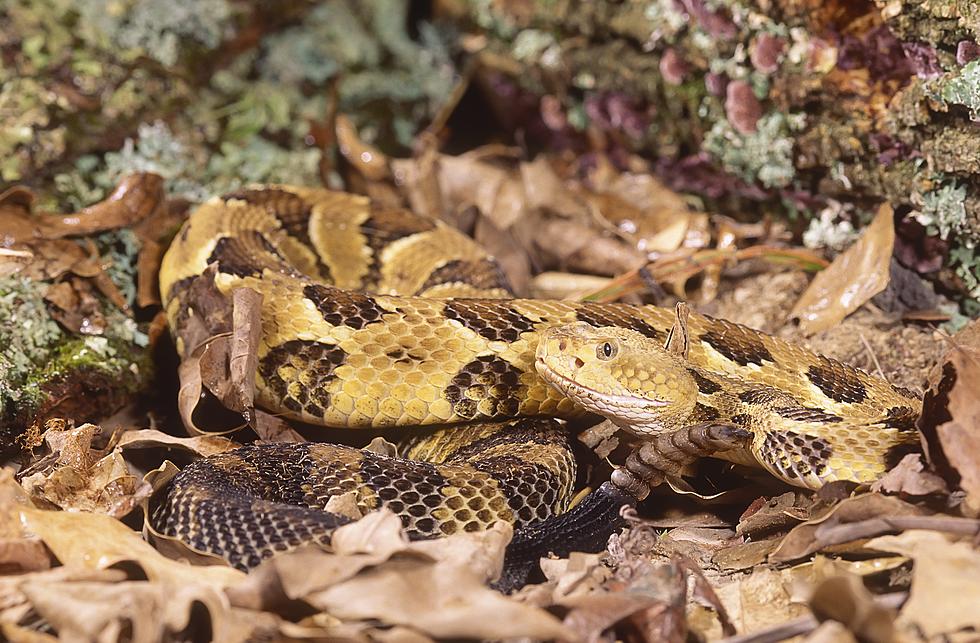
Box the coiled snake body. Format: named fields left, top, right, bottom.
left=153, top=186, right=921, bottom=572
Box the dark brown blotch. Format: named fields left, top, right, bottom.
left=360, top=205, right=437, bottom=287
left=738, top=388, right=775, bottom=405
left=444, top=300, right=536, bottom=343
left=689, top=369, right=723, bottom=394
left=774, top=405, right=844, bottom=423
left=760, top=430, right=832, bottom=480
left=730, top=413, right=753, bottom=427
left=259, top=340, right=345, bottom=418
left=444, top=355, right=525, bottom=419
left=701, top=321, right=773, bottom=367
left=418, top=258, right=512, bottom=295
left=692, top=402, right=722, bottom=421
left=575, top=303, right=666, bottom=342
left=806, top=358, right=869, bottom=404
left=208, top=231, right=292, bottom=278
left=303, top=283, right=385, bottom=330
left=883, top=405, right=918, bottom=432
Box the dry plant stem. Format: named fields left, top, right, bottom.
left=718, top=616, right=818, bottom=643
left=858, top=332, right=887, bottom=381
left=812, top=515, right=980, bottom=548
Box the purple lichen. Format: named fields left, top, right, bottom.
left=659, top=48, right=689, bottom=85
left=835, top=25, right=913, bottom=83
left=750, top=34, right=785, bottom=74
left=584, top=92, right=652, bottom=140
left=901, top=41, right=943, bottom=79
left=957, top=40, right=980, bottom=66
left=725, top=80, right=762, bottom=134
left=677, top=0, right=736, bottom=40
left=704, top=72, right=728, bottom=96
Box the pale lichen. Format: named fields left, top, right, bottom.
left=916, top=181, right=968, bottom=240
left=938, top=59, right=980, bottom=117
left=703, top=111, right=803, bottom=188
left=0, top=278, right=65, bottom=418
left=74, top=0, right=232, bottom=66
left=802, top=202, right=860, bottom=251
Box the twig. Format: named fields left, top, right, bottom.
left=717, top=616, right=817, bottom=643
left=811, top=515, right=980, bottom=551
left=858, top=332, right=887, bottom=381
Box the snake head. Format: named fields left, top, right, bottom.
left=534, top=322, right=698, bottom=436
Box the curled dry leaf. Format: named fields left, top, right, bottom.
left=867, top=530, right=980, bottom=638
left=175, top=266, right=263, bottom=434
left=0, top=567, right=128, bottom=630
left=251, top=410, right=307, bottom=443
left=20, top=581, right=230, bottom=643
left=918, top=319, right=980, bottom=513
left=336, top=114, right=390, bottom=182
left=791, top=203, right=895, bottom=335
left=35, top=173, right=165, bottom=238
left=114, top=428, right=239, bottom=458
left=870, top=453, right=948, bottom=497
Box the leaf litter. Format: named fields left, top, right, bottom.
left=1, top=118, right=979, bottom=642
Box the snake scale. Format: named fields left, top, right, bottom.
left=152, top=185, right=922, bottom=574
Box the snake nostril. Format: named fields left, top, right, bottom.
left=558, top=339, right=567, bottom=351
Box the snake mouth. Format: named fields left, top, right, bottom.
left=535, top=357, right=669, bottom=409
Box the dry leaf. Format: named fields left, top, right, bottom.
left=228, top=510, right=569, bottom=640
left=252, top=410, right=306, bottom=443
left=18, top=507, right=244, bottom=588
left=20, top=581, right=228, bottom=643
left=808, top=573, right=895, bottom=642
left=868, top=530, right=980, bottom=638
left=791, top=203, right=895, bottom=334
left=174, top=267, right=262, bottom=434
left=870, top=454, right=948, bottom=496
left=35, top=173, right=164, bottom=238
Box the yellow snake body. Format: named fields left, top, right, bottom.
left=154, top=186, right=922, bottom=570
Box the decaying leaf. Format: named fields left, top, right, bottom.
left=34, top=173, right=165, bottom=238
left=871, top=454, right=948, bottom=497
left=791, top=203, right=895, bottom=335
left=174, top=266, right=263, bottom=434
left=18, top=423, right=151, bottom=518
left=868, top=530, right=980, bottom=638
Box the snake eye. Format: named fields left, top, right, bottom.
left=597, top=341, right=618, bottom=360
